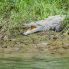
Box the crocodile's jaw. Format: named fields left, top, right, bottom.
left=23, top=25, right=37, bottom=35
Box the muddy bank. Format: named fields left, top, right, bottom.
left=0, top=30, right=69, bottom=59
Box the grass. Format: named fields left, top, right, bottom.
left=0, top=1, right=69, bottom=69
left=0, top=0, right=69, bottom=30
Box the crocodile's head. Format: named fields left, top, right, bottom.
left=23, top=25, right=37, bottom=35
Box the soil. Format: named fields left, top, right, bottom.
left=0, top=29, right=69, bottom=59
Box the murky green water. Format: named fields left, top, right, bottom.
left=0, top=57, right=69, bottom=69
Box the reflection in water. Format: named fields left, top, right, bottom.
left=0, top=57, right=69, bottom=69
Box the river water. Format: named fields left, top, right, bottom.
left=0, top=56, right=69, bottom=69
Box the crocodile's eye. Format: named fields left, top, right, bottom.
left=31, top=25, right=37, bottom=29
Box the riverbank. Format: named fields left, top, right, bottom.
left=0, top=30, right=69, bottom=59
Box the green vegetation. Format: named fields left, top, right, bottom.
left=0, top=0, right=69, bottom=69
left=0, top=0, right=69, bottom=32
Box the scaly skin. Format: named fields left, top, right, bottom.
left=23, top=15, right=65, bottom=35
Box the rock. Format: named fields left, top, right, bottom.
left=53, top=36, right=58, bottom=40
left=62, top=44, right=69, bottom=49
left=2, top=46, right=7, bottom=48
left=0, top=34, right=3, bottom=39
left=3, top=35, right=8, bottom=40
left=37, top=42, right=48, bottom=47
